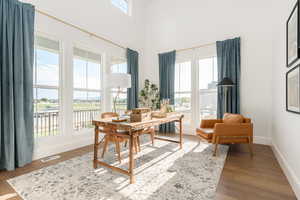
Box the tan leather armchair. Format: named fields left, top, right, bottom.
left=196, top=113, right=253, bottom=156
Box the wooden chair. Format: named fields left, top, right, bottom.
left=124, top=110, right=155, bottom=151
left=100, top=112, right=139, bottom=163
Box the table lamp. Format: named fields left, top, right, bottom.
left=106, top=73, right=131, bottom=114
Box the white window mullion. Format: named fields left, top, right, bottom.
left=61, top=40, right=73, bottom=136
left=191, top=57, right=199, bottom=129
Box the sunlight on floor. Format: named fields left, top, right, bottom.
left=0, top=193, right=17, bottom=200
left=192, top=142, right=210, bottom=153
left=112, top=140, right=210, bottom=200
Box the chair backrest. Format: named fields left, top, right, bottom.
left=223, top=113, right=251, bottom=124
left=101, top=112, right=118, bottom=119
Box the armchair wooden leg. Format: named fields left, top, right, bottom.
left=213, top=136, right=219, bottom=157
left=101, top=135, right=109, bottom=158
left=248, top=136, right=253, bottom=157
left=124, top=140, right=128, bottom=148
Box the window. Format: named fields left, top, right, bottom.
left=199, top=57, right=218, bottom=119
left=111, top=0, right=129, bottom=14
left=73, top=47, right=102, bottom=131
left=110, top=57, right=128, bottom=113
left=33, top=36, right=60, bottom=137
left=175, top=61, right=192, bottom=125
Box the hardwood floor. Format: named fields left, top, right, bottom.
left=0, top=135, right=297, bottom=200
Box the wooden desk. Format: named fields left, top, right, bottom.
left=92, top=113, right=184, bottom=184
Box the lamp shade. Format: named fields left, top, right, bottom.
left=217, top=77, right=234, bottom=86
left=106, top=73, right=131, bottom=89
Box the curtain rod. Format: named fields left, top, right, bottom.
left=36, top=9, right=127, bottom=50
left=176, top=42, right=216, bottom=52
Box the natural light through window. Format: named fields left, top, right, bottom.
left=199, top=57, right=218, bottom=119
left=111, top=0, right=129, bottom=14
left=73, top=47, right=102, bottom=131
left=175, top=61, right=192, bottom=125
left=110, top=57, right=128, bottom=113
left=33, top=36, right=60, bottom=137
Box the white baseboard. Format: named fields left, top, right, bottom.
left=272, top=142, right=300, bottom=199
left=253, top=136, right=271, bottom=145
left=33, top=133, right=94, bottom=160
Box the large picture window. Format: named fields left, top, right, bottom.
left=175, top=61, right=192, bottom=125
left=33, top=36, right=60, bottom=137
left=199, top=57, right=218, bottom=119
left=110, top=57, right=127, bottom=113
left=73, top=47, right=102, bottom=131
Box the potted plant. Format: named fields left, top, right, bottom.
left=139, top=79, right=160, bottom=110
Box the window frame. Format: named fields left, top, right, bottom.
left=198, top=56, right=218, bottom=120
left=174, top=61, right=193, bottom=131
left=72, top=45, right=104, bottom=132
left=109, top=57, right=128, bottom=113
left=174, top=46, right=217, bottom=133
left=33, top=33, right=63, bottom=138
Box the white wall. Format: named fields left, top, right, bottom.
left=141, top=0, right=274, bottom=144
left=271, top=0, right=300, bottom=198
left=20, top=0, right=146, bottom=159
left=23, top=0, right=146, bottom=50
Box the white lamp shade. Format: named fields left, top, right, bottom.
left=106, top=73, right=132, bottom=89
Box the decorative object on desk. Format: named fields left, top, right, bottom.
left=139, top=79, right=160, bottom=110
left=287, top=1, right=300, bottom=67
left=106, top=73, right=131, bottom=114
left=151, top=111, right=167, bottom=118
left=112, top=117, right=128, bottom=122
left=160, top=99, right=174, bottom=113
left=286, top=65, right=300, bottom=114
left=130, top=107, right=152, bottom=122
left=218, top=77, right=235, bottom=113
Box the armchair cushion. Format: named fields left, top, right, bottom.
left=196, top=128, right=214, bottom=141
left=200, top=119, right=223, bottom=128
left=223, top=113, right=244, bottom=124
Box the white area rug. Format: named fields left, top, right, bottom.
left=7, top=137, right=228, bottom=200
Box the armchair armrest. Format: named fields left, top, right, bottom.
left=200, top=119, right=223, bottom=128
left=214, top=123, right=253, bottom=137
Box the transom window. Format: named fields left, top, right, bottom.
left=111, top=0, right=129, bottom=14
left=33, top=36, right=60, bottom=137
left=73, top=47, right=102, bottom=131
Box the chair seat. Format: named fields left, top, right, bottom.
left=196, top=128, right=214, bottom=141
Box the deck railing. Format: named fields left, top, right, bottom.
left=34, top=111, right=59, bottom=137
left=33, top=109, right=101, bottom=137
left=73, top=109, right=101, bottom=131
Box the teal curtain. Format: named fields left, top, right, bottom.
left=0, top=0, right=35, bottom=170
left=159, top=51, right=176, bottom=133
left=216, top=38, right=241, bottom=118
left=126, top=48, right=139, bottom=110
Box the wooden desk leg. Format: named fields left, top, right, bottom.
left=93, top=126, right=99, bottom=169
left=129, top=130, right=135, bottom=184
left=179, top=118, right=183, bottom=149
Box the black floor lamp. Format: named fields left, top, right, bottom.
left=218, top=77, right=235, bottom=113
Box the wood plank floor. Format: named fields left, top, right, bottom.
left=0, top=135, right=297, bottom=200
